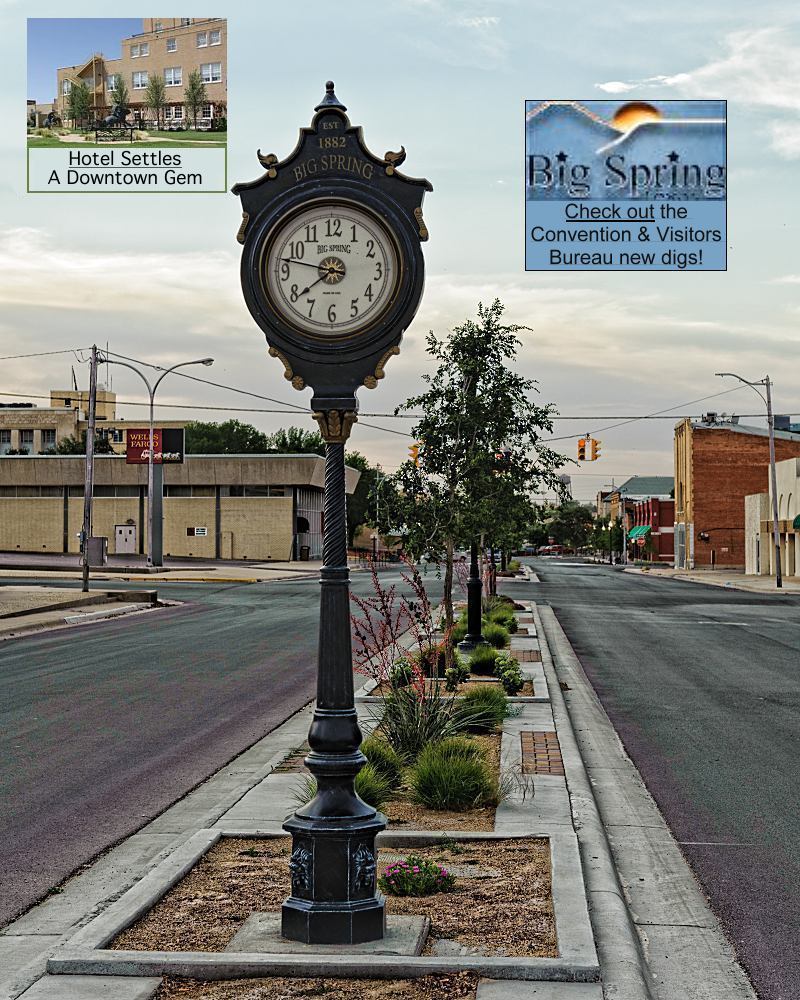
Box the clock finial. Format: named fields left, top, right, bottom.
left=315, top=80, right=346, bottom=113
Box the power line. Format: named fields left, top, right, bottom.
left=0, top=348, right=92, bottom=361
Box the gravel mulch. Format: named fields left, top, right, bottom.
left=155, top=972, right=480, bottom=1000
left=112, top=836, right=555, bottom=959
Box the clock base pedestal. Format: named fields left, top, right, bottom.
left=281, top=814, right=387, bottom=945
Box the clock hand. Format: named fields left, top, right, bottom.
left=299, top=274, right=327, bottom=295
left=281, top=257, right=320, bottom=271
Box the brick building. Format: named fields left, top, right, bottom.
left=54, top=18, right=226, bottom=128
left=674, top=415, right=800, bottom=570
left=629, top=498, right=675, bottom=562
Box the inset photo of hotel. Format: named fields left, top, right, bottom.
left=27, top=17, right=227, bottom=148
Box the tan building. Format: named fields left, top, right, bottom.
left=745, top=457, right=800, bottom=578
left=674, top=415, right=800, bottom=570
left=54, top=18, right=226, bottom=127
left=0, top=388, right=185, bottom=456
left=0, top=454, right=360, bottom=561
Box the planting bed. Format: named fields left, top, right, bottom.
left=373, top=678, right=534, bottom=698
left=155, top=971, right=480, bottom=999
left=111, top=836, right=555, bottom=960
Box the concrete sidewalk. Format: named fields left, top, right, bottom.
left=0, top=555, right=326, bottom=584
left=0, top=586, right=160, bottom=639
left=624, top=565, right=800, bottom=593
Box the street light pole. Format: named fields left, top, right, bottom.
left=81, top=345, right=99, bottom=592
left=100, top=355, right=214, bottom=567
left=716, top=372, right=782, bottom=588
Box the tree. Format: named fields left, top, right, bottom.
left=67, top=82, right=91, bottom=128
left=144, top=73, right=167, bottom=129
left=547, top=502, right=595, bottom=549
left=184, top=70, right=207, bottom=129
left=185, top=420, right=270, bottom=454
left=375, top=300, right=565, bottom=634
left=56, top=432, right=114, bottom=455
left=109, top=74, right=130, bottom=111
left=268, top=426, right=324, bottom=455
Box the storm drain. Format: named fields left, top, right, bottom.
left=521, top=730, right=564, bottom=776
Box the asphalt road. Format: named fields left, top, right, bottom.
left=508, top=560, right=800, bottom=1000
left=0, top=567, right=442, bottom=928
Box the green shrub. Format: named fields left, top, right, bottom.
left=494, top=651, right=524, bottom=695
left=458, top=684, right=509, bottom=733
left=361, top=734, right=404, bottom=788
left=426, top=734, right=486, bottom=763
left=379, top=686, right=466, bottom=761
left=482, top=622, right=510, bottom=649
left=449, top=617, right=468, bottom=646
left=355, top=762, right=392, bottom=809
left=444, top=652, right=470, bottom=691
left=486, top=604, right=517, bottom=633
left=508, top=559, right=521, bottom=571
left=292, top=762, right=392, bottom=811
left=411, top=739, right=498, bottom=810
left=413, top=644, right=448, bottom=678
left=378, top=854, right=456, bottom=896
left=389, top=658, right=414, bottom=688
left=468, top=644, right=501, bottom=675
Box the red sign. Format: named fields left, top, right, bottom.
left=126, top=428, right=184, bottom=464
left=637, top=537, right=646, bottom=547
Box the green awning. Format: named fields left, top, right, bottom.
left=793, top=514, right=800, bottom=530
left=628, top=525, right=652, bottom=539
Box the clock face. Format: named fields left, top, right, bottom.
left=262, top=201, right=400, bottom=338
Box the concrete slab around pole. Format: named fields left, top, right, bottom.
left=225, top=913, right=429, bottom=956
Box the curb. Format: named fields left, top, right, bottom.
left=535, top=603, right=655, bottom=1000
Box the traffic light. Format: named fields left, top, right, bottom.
left=577, top=438, right=587, bottom=461
left=590, top=439, right=601, bottom=461
left=409, top=442, right=420, bottom=466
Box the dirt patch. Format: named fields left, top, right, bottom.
left=156, top=972, right=480, bottom=1000
left=112, top=836, right=555, bottom=960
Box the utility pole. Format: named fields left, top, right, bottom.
left=81, top=345, right=98, bottom=593
left=765, top=376, right=783, bottom=588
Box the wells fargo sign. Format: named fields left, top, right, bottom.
left=125, top=428, right=184, bottom=464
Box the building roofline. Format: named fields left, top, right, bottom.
left=688, top=421, right=800, bottom=442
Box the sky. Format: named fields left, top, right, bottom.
left=4, top=2, right=800, bottom=502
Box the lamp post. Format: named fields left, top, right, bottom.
left=716, top=373, right=782, bottom=588
left=99, top=355, right=214, bottom=567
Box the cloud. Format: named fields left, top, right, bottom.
left=769, top=274, right=800, bottom=284
left=595, top=28, right=800, bottom=157
left=456, top=16, right=500, bottom=28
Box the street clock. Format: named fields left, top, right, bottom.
left=233, top=81, right=432, bottom=417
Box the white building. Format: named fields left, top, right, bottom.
left=744, top=457, right=800, bottom=578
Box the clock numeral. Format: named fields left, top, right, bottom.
left=366, top=239, right=376, bottom=259
left=364, top=284, right=374, bottom=302
left=374, top=261, right=383, bottom=280
left=280, top=261, right=290, bottom=281
left=288, top=241, right=305, bottom=260
left=306, top=298, right=315, bottom=317
left=350, top=298, right=359, bottom=318
left=325, top=218, right=342, bottom=238
left=327, top=304, right=337, bottom=323
left=350, top=224, right=358, bottom=242
left=290, top=284, right=299, bottom=303
left=304, top=224, right=317, bottom=242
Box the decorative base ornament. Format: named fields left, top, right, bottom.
left=234, top=81, right=430, bottom=946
